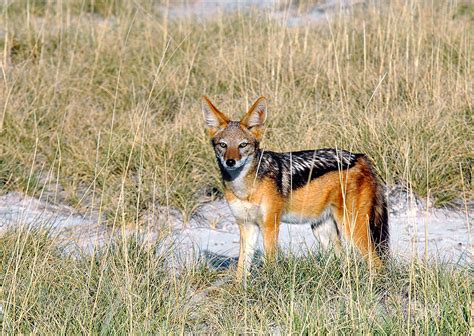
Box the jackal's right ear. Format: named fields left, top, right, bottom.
left=202, top=96, right=229, bottom=136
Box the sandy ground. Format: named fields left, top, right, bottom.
left=158, top=0, right=365, bottom=26
left=0, top=187, right=471, bottom=267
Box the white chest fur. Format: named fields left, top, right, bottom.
left=228, top=198, right=262, bottom=223
left=229, top=177, right=248, bottom=199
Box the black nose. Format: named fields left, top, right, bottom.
left=226, top=159, right=236, bottom=167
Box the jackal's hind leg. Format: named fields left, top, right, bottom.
left=333, top=208, right=382, bottom=269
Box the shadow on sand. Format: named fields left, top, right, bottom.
left=201, top=250, right=265, bottom=271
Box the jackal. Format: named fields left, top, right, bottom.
left=202, top=96, right=389, bottom=281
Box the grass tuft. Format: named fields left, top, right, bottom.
left=0, top=230, right=470, bottom=333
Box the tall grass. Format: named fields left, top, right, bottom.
left=1, top=0, right=472, bottom=223
left=0, top=229, right=470, bottom=333
left=0, top=1, right=471, bottom=333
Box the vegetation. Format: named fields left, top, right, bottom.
left=0, top=229, right=470, bottom=333
left=0, top=0, right=472, bottom=333
left=1, top=0, right=472, bottom=222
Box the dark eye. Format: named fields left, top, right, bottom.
left=219, top=142, right=227, bottom=148
left=239, top=142, right=248, bottom=148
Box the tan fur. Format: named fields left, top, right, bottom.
left=228, top=158, right=382, bottom=273
left=203, top=96, right=387, bottom=281
left=283, top=157, right=382, bottom=267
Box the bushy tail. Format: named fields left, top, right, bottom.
left=370, top=181, right=390, bottom=259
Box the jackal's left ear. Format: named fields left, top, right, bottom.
left=202, top=96, right=230, bottom=136
left=241, top=96, right=267, bottom=129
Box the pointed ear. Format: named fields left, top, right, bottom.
left=240, top=96, right=267, bottom=129
left=202, top=96, right=229, bottom=135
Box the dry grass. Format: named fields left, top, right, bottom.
left=0, top=1, right=472, bottom=333
left=1, top=0, right=472, bottom=223
left=0, top=229, right=470, bottom=333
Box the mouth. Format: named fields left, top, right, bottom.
left=225, top=165, right=241, bottom=171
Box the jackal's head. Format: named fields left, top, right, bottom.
left=202, top=96, right=267, bottom=171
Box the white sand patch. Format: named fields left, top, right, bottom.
left=157, top=0, right=365, bottom=26
left=390, top=208, right=471, bottom=264
left=0, top=192, right=107, bottom=253
left=0, top=189, right=471, bottom=266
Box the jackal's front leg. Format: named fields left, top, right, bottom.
left=236, top=221, right=259, bottom=282
left=261, top=209, right=282, bottom=264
